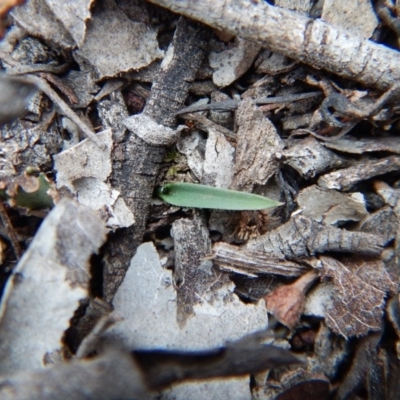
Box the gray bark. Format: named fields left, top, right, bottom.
left=148, top=0, right=400, bottom=91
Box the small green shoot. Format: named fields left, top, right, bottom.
left=157, top=182, right=282, bottom=210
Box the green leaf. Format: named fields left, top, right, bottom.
left=157, top=182, right=282, bottom=210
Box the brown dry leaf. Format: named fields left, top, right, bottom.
left=320, top=256, right=396, bottom=338
left=265, top=270, right=319, bottom=329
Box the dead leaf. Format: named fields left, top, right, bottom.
left=320, top=256, right=396, bottom=338
left=0, top=199, right=107, bottom=374
left=74, top=0, right=163, bottom=80
left=103, top=242, right=268, bottom=352
left=265, top=270, right=319, bottom=329
left=54, top=129, right=134, bottom=229
left=11, top=0, right=76, bottom=48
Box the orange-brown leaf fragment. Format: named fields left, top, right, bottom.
left=320, top=256, right=396, bottom=338
left=265, top=270, right=319, bottom=329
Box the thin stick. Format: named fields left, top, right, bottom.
left=24, top=74, right=106, bottom=150
left=148, top=0, right=400, bottom=91
left=176, top=91, right=322, bottom=115
left=0, top=51, right=105, bottom=149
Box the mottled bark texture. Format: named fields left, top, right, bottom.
left=148, top=0, right=400, bottom=91
left=102, top=18, right=211, bottom=301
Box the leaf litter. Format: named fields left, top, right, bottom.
left=0, top=0, right=399, bottom=399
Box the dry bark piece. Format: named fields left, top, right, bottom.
left=101, top=18, right=211, bottom=301
left=54, top=131, right=112, bottom=189
left=318, top=156, right=400, bottom=191
left=74, top=0, right=163, bottom=80
left=0, top=199, right=107, bottom=374
left=324, top=136, right=400, bottom=155
left=265, top=270, right=319, bottom=329
left=320, top=256, right=396, bottom=338
left=297, top=185, right=367, bottom=225
left=212, top=242, right=310, bottom=277
left=171, top=213, right=219, bottom=326
left=281, top=137, right=347, bottom=179
left=357, top=206, right=398, bottom=244
left=246, top=215, right=386, bottom=258
left=231, top=99, right=283, bottom=192
left=202, top=127, right=235, bottom=187
left=148, top=0, right=400, bottom=91
left=62, top=70, right=99, bottom=109
left=322, top=0, right=378, bottom=38
left=255, top=49, right=296, bottom=75
left=123, top=113, right=186, bottom=147
left=209, top=37, right=261, bottom=87
left=97, top=89, right=129, bottom=143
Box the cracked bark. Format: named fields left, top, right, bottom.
left=148, top=0, right=400, bottom=91
left=102, top=17, right=211, bottom=301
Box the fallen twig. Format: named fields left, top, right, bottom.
left=176, top=91, right=322, bottom=115
left=148, top=0, right=400, bottom=91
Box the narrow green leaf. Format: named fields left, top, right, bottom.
left=157, top=182, right=283, bottom=210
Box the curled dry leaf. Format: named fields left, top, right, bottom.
left=320, top=256, right=396, bottom=338
left=265, top=270, right=319, bottom=329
